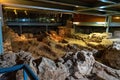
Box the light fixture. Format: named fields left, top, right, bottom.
left=98, top=9, right=105, bottom=11
left=96, top=22, right=105, bottom=24
left=24, top=10, right=28, bottom=15
left=99, top=0, right=116, bottom=4
left=99, top=6, right=106, bottom=9
left=13, top=9, right=17, bottom=15
left=73, top=22, right=80, bottom=25
left=51, top=18, right=55, bottom=21
left=22, top=19, right=26, bottom=22
left=75, top=5, right=79, bottom=8
left=114, top=17, right=120, bottom=19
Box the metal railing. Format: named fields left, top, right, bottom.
left=0, top=64, right=39, bottom=80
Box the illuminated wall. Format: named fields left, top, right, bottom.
left=73, top=14, right=105, bottom=22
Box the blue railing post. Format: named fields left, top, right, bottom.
left=0, top=20, right=3, bottom=54
left=23, top=69, right=28, bottom=80
left=24, top=64, right=39, bottom=80
left=0, top=64, right=39, bottom=80
left=0, top=4, right=3, bottom=54
left=0, top=64, right=24, bottom=74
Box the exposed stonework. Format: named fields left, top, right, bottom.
left=101, top=42, right=120, bottom=69
left=0, top=49, right=120, bottom=80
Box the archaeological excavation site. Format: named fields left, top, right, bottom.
left=0, top=0, right=120, bottom=80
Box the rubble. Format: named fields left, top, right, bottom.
left=92, top=61, right=120, bottom=80
left=66, top=32, right=113, bottom=50
left=113, top=42, right=120, bottom=50
left=38, top=57, right=57, bottom=73
left=2, top=26, right=120, bottom=80
left=36, top=49, right=96, bottom=80
left=88, top=33, right=109, bottom=41
left=3, top=26, right=113, bottom=60
left=0, top=49, right=120, bottom=80
left=100, top=42, right=120, bottom=69
left=0, top=51, right=36, bottom=80
left=0, top=52, right=16, bottom=68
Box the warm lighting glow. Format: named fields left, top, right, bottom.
left=73, top=22, right=80, bottom=25
left=114, top=17, right=120, bottom=19
left=75, top=5, right=79, bottom=8
left=24, top=10, right=28, bottom=15
left=0, top=0, right=5, bottom=2
left=13, top=9, right=17, bottom=15
left=51, top=18, right=55, bottom=21
left=19, top=35, right=26, bottom=40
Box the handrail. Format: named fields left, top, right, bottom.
left=0, top=64, right=39, bottom=80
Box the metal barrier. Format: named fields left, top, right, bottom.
left=0, top=64, right=39, bottom=80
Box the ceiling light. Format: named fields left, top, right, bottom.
left=98, top=9, right=105, bottom=11
left=99, top=6, right=106, bottom=9
left=96, top=22, right=105, bottom=24
left=75, top=6, right=79, bottom=8
left=114, top=17, right=120, bottom=19
left=13, top=9, right=17, bottom=15
left=73, top=22, right=80, bottom=25
left=99, top=0, right=116, bottom=4
left=24, top=10, right=28, bottom=15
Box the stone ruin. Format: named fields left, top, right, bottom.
left=0, top=49, right=120, bottom=80
left=1, top=26, right=120, bottom=80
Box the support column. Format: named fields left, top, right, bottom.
left=46, top=25, right=48, bottom=32
left=0, top=4, right=3, bottom=54
left=106, top=16, right=112, bottom=33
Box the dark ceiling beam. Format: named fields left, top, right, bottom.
left=29, top=0, right=108, bottom=16
left=1, top=0, right=74, bottom=10
left=100, top=0, right=120, bottom=3
left=30, top=0, right=88, bottom=8
left=33, top=0, right=90, bottom=7
left=3, top=4, right=76, bottom=13
left=2, top=0, right=120, bottom=16
left=78, top=9, right=120, bottom=16
left=99, top=0, right=117, bottom=4
left=0, top=0, right=76, bottom=13
left=34, top=0, right=120, bottom=15
left=77, top=3, right=120, bottom=12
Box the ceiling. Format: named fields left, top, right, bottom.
left=2, top=0, right=120, bottom=16
left=28, top=0, right=120, bottom=16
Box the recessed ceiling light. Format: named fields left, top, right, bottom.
left=73, top=22, right=80, bottom=25
left=99, top=0, right=116, bottom=4
left=98, top=9, right=105, bottom=11
left=100, top=0, right=108, bottom=2
left=99, top=6, right=106, bottom=9
left=96, top=22, right=105, bottom=24
left=75, top=6, right=79, bottom=8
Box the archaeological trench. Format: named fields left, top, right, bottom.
left=0, top=26, right=120, bottom=80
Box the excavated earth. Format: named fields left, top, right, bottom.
left=1, top=26, right=120, bottom=80
left=0, top=49, right=120, bottom=80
